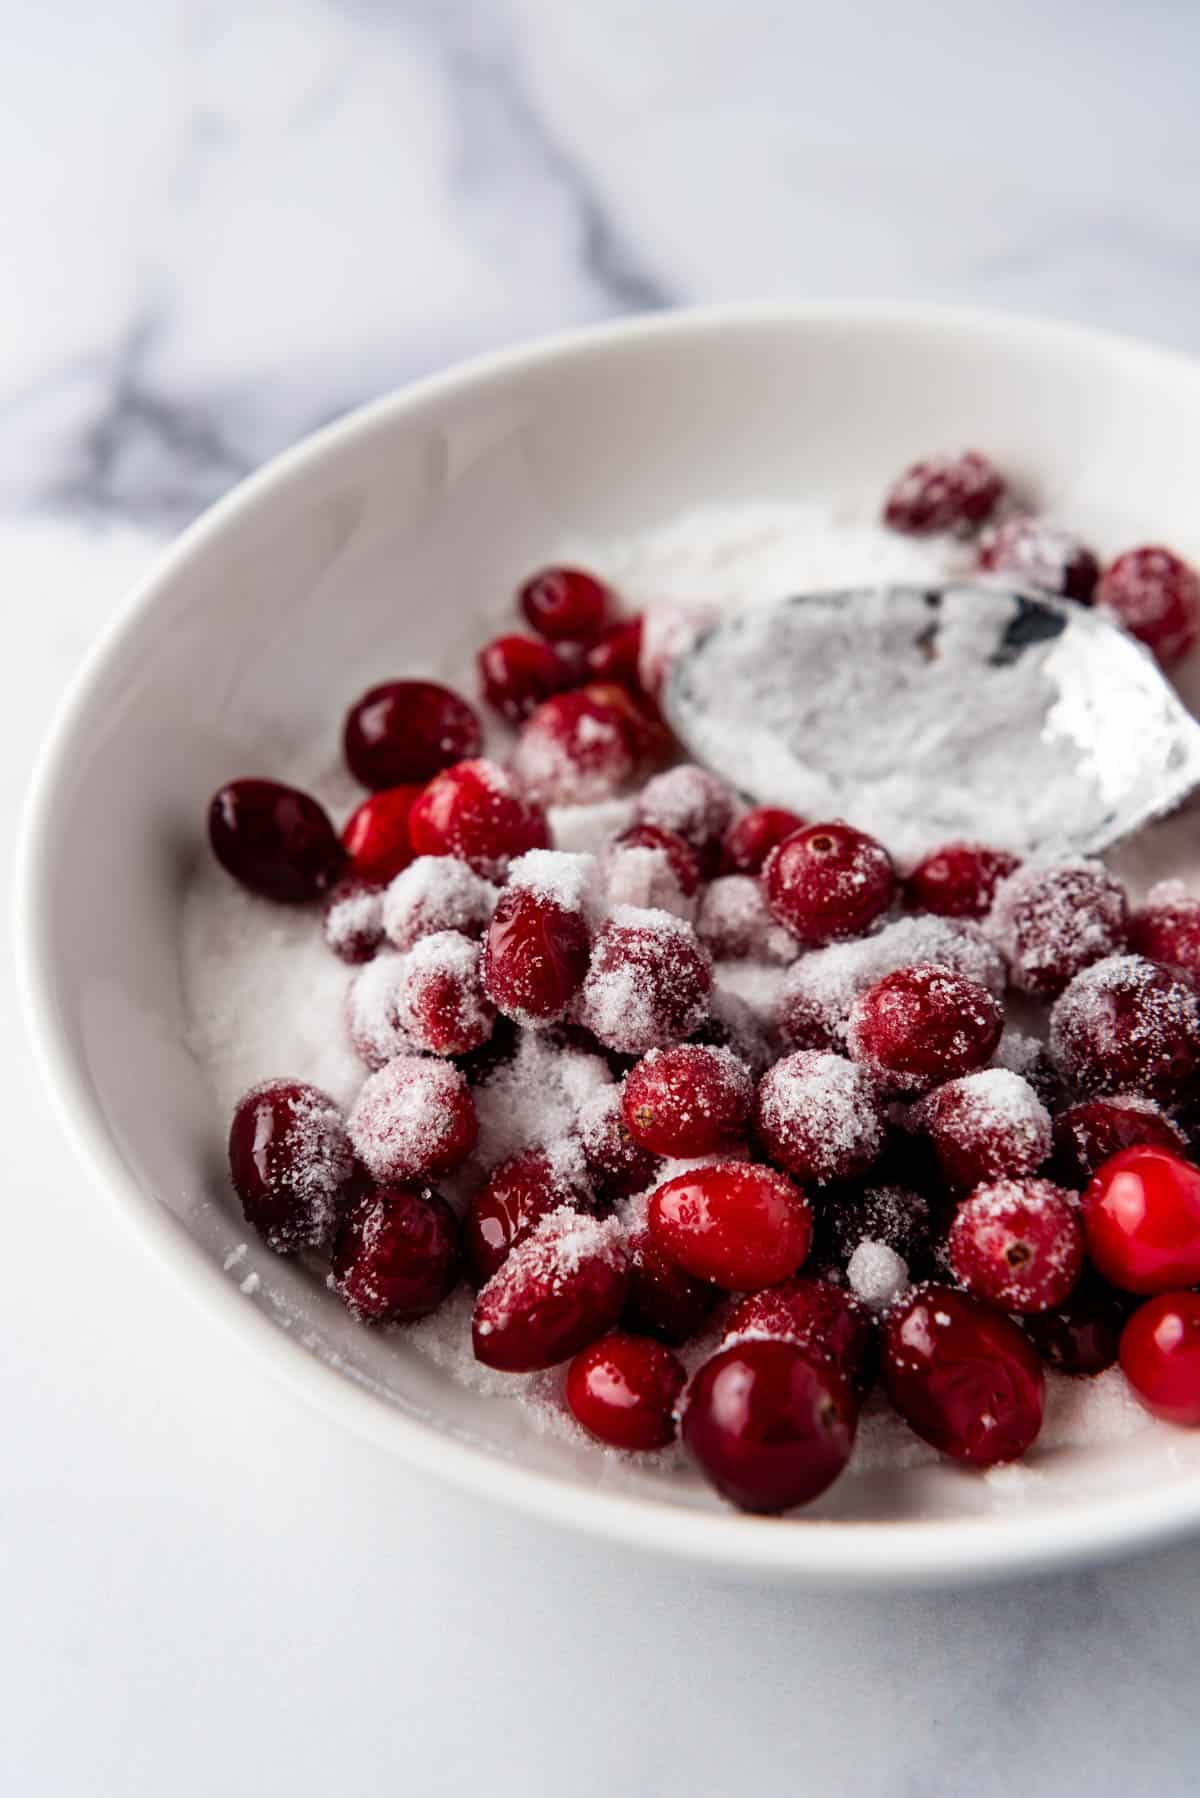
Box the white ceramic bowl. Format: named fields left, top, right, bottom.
left=18, top=303, right=1200, bottom=1587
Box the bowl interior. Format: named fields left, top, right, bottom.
left=24, top=308, right=1200, bottom=1581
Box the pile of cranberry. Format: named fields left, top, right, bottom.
left=209, top=453, right=1200, bottom=1517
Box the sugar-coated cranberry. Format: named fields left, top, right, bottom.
left=948, top=1178, right=1083, bottom=1313
left=347, top=1055, right=477, bottom=1182
left=341, top=785, right=422, bottom=883
left=1082, top=1144, right=1200, bottom=1293
left=725, top=1277, right=877, bottom=1392
left=582, top=616, right=644, bottom=689
left=912, top=1069, right=1052, bottom=1193
left=621, top=1227, right=715, bottom=1345
left=1023, top=1266, right=1131, bottom=1376
left=882, top=450, right=1005, bottom=536
left=477, top=633, right=573, bottom=724
left=331, top=1184, right=461, bottom=1322
left=848, top=964, right=1003, bottom=1093
left=764, top=822, right=895, bottom=948
left=566, top=1331, right=685, bottom=1451
left=579, top=911, right=712, bottom=1055
left=634, top=765, right=738, bottom=878
left=649, top=1161, right=812, bottom=1290
left=1129, top=882, right=1200, bottom=976
left=322, top=875, right=385, bottom=963
left=882, top=1284, right=1045, bottom=1466
left=472, top=1210, right=628, bottom=1372
left=622, top=1045, right=752, bottom=1158
left=754, top=1050, right=885, bottom=1186
left=682, top=1339, right=857, bottom=1513
left=723, top=807, right=807, bottom=876
left=577, top=1087, right=659, bottom=1200
left=513, top=686, right=646, bottom=804
left=382, top=855, right=498, bottom=950
left=465, top=1147, right=589, bottom=1283
left=343, top=679, right=482, bottom=789
left=208, top=778, right=345, bottom=903
left=815, top=1181, right=936, bottom=1277
left=483, top=886, right=591, bottom=1024
left=345, top=952, right=421, bottom=1068
left=1052, top=1095, right=1188, bottom=1187
left=393, top=930, right=495, bottom=1055
left=408, top=759, right=550, bottom=878
left=228, top=1079, right=354, bottom=1252
left=518, top=566, right=613, bottom=642
left=1096, top=545, right=1200, bottom=665
left=906, top=842, right=1020, bottom=921
left=985, top=860, right=1128, bottom=997
left=1049, top=954, right=1200, bottom=1104
left=696, top=876, right=797, bottom=964
left=612, top=824, right=700, bottom=897
left=975, top=516, right=1100, bottom=603
left=599, top=825, right=699, bottom=921
left=1119, top=1291, right=1200, bottom=1423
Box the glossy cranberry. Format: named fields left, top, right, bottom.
left=322, top=875, right=385, bottom=964
left=577, top=1088, right=659, bottom=1200
left=882, top=450, right=1005, bottom=536
left=566, top=1331, right=685, bottom=1450
left=722, top=807, right=807, bottom=876
left=477, top=633, right=573, bottom=724
left=753, top=1050, right=884, bottom=1186
left=472, top=1212, right=628, bottom=1371
left=347, top=1055, right=477, bottom=1182
left=985, top=861, right=1127, bottom=997
left=465, top=1148, right=588, bottom=1283
left=848, top=964, right=1003, bottom=1093
left=649, top=1162, right=812, bottom=1290
left=1096, top=545, right=1200, bottom=665
left=512, top=685, right=646, bottom=805
left=1082, top=1145, right=1200, bottom=1293
left=1120, top=1291, right=1200, bottom=1423
left=764, top=822, right=895, bottom=948
left=331, top=1184, right=461, bottom=1322
left=1023, top=1266, right=1131, bottom=1376
left=725, top=1277, right=878, bottom=1392
left=582, top=616, right=644, bottom=689
left=408, top=759, right=550, bottom=878
left=518, top=565, right=613, bottom=642
left=228, top=1079, right=354, bottom=1252
left=622, top=1045, right=752, bottom=1158
left=948, top=1178, right=1083, bottom=1313
left=907, top=842, right=1020, bottom=921
left=621, top=1227, right=716, bottom=1344
left=882, top=1284, right=1045, bottom=1466
left=633, top=765, right=738, bottom=878
left=482, top=890, right=588, bottom=1026
left=1049, top=954, right=1200, bottom=1104
left=975, top=516, right=1100, bottom=603
left=394, top=931, right=495, bottom=1055
left=682, top=1339, right=857, bottom=1513
left=208, top=778, right=344, bottom=902
left=341, top=785, right=422, bottom=883
left=382, top=855, right=497, bottom=950
left=1053, top=1096, right=1187, bottom=1187
left=343, top=679, right=481, bottom=789
left=1129, top=884, right=1200, bottom=976
left=579, top=913, right=712, bottom=1055
left=913, top=1069, right=1052, bottom=1193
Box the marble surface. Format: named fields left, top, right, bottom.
left=7, top=2, right=1200, bottom=1792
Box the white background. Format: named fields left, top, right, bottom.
left=7, top=4, right=1200, bottom=1792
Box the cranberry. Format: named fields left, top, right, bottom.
left=725, top=1277, right=878, bottom=1392
left=347, top=1055, right=477, bottom=1182
left=906, top=842, right=1020, bottom=921
left=465, top=1147, right=588, bottom=1283
left=848, top=964, right=1003, bottom=1093
left=483, top=894, right=591, bottom=1027
left=322, top=875, right=385, bottom=964
left=1052, top=1096, right=1188, bottom=1187
left=1096, top=545, right=1200, bottom=665
left=477, top=632, right=573, bottom=724
left=408, top=759, right=550, bottom=878
left=345, top=952, right=420, bottom=1068
left=582, top=616, right=644, bottom=689
left=331, top=1184, right=461, bottom=1322
left=343, top=679, right=481, bottom=789
left=882, top=450, right=1005, bottom=536
left=208, top=778, right=344, bottom=902
left=816, top=1182, right=936, bottom=1276
left=975, top=516, right=1100, bottom=603
left=634, top=765, right=737, bottom=878
left=882, top=1284, right=1045, bottom=1466
left=764, top=822, right=895, bottom=948
left=382, top=855, right=497, bottom=950
left=598, top=827, right=697, bottom=921
left=393, top=930, right=495, bottom=1055
left=1120, top=1291, right=1200, bottom=1423
left=512, top=686, right=646, bottom=804
left=985, top=860, right=1127, bottom=997
left=518, top=566, right=612, bottom=642
left=723, top=807, right=807, bottom=876
left=566, top=1331, right=685, bottom=1451
left=948, top=1178, right=1083, bottom=1313
left=1049, top=954, right=1200, bottom=1104
left=579, top=912, right=712, bottom=1055
left=1129, top=883, right=1200, bottom=976
left=612, top=824, right=700, bottom=897
left=621, top=1045, right=752, bottom=1158
left=228, top=1079, right=354, bottom=1252
left=754, top=1049, right=885, bottom=1185
left=472, top=1211, right=628, bottom=1371
left=696, top=876, right=796, bottom=964
left=682, top=1339, right=857, bottom=1513
left=649, top=1162, right=812, bottom=1290
left=578, top=1087, right=659, bottom=1200
left=341, top=785, right=422, bottom=883
left=1082, top=1144, right=1200, bottom=1293
left=1023, top=1266, right=1131, bottom=1376
left=621, top=1226, right=716, bottom=1344
left=913, top=1069, right=1051, bottom=1193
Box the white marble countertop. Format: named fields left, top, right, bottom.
left=7, top=3, right=1200, bottom=1792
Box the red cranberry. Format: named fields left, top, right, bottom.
left=578, top=1088, right=659, bottom=1200
left=408, top=759, right=550, bottom=878
left=343, top=679, right=481, bottom=789
left=913, top=1069, right=1052, bottom=1193
left=764, top=822, right=895, bottom=948
left=882, top=450, right=1005, bottom=536
left=1096, top=545, right=1200, bottom=665
left=1052, top=1096, right=1188, bottom=1187
left=483, top=886, right=591, bottom=1024
left=322, top=875, right=385, bottom=964
left=948, top=1178, right=1083, bottom=1313
left=1049, top=954, right=1200, bottom=1104
left=975, top=516, right=1100, bottom=603
left=1120, top=1291, right=1200, bottom=1423
left=347, top=1055, right=477, bottom=1182
left=465, top=1147, right=588, bottom=1283
left=599, top=827, right=697, bottom=921
left=472, top=1211, right=628, bottom=1371
left=331, top=1184, right=461, bottom=1322
left=621, top=1226, right=716, bottom=1344
left=907, top=842, right=1020, bottom=921
left=582, top=616, right=644, bottom=689
left=1129, top=883, right=1200, bottom=976
left=341, top=785, right=422, bottom=883
left=682, top=1339, right=857, bottom=1513
left=634, top=765, right=737, bottom=878
left=1082, top=1144, right=1200, bottom=1293
left=848, top=964, right=1003, bottom=1093
left=723, top=807, right=807, bottom=876
left=754, top=1050, right=885, bottom=1185
left=394, top=931, right=495, bottom=1055
left=382, top=855, right=497, bottom=950
left=228, top=1079, right=354, bottom=1252
left=622, top=1045, right=752, bottom=1158
left=1023, top=1266, right=1131, bottom=1376
left=725, top=1277, right=877, bottom=1392
left=208, top=778, right=344, bottom=902
left=648, top=1162, right=812, bottom=1290
left=518, top=565, right=613, bottom=642
left=985, top=861, right=1127, bottom=997
left=477, top=633, right=573, bottom=724
left=882, top=1284, right=1045, bottom=1466
left=612, top=824, right=700, bottom=897
left=566, top=1331, right=685, bottom=1451
left=580, top=912, right=712, bottom=1055
left=512, top=685, right=646, bottom=804
left=696, top=876, right=796, bottom=964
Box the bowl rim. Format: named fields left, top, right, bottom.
left=17, top=298, right=1200, bottom=1587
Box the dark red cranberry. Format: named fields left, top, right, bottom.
left=1082, top=1145, right=1200, bottom=1293
left=763, top=822, right=895, bottom=948
left=1052, top=1096, right=1187, bottom=1187
left=518, top=566, right=613, bottom=642
left=1023, top=1266, right=1131, bottom=1376
left=816, top=1181, right=936, bottom=1276
left=1096, top=545, right=1200, bottom=665
left=722, top=806, right=807, bottom=876
left=1129, top=886, right=1200, bottom=976
left=948, top=1178, right=1083, bottom=1313
left=882, top=1284, right=1045, bottom=1466
left=228, top=1079, right=354, bottom=1252
left=208, top=778, right=344, bottom=902
left=906, top=842, right=1020, bottom=920
left=975, top=516, right=1100, bottom=603
left=341, top=785, right=422, bottom=883
left=725, top=1277, right=877, bottom=1392
left=754, top=1049, right=885, bottom=1185
left=578, top=1088, right=659, bottom=1201
left=566, top=1331, right=685, bottom=1450
left=883, top=450, right=1005, bottom=536
left=848, top=964, right=1003, bottom=1093
left=1120, top=1291, right=1200, bottom=1423
left=612, top=824, right=700, bottom=896
left=343, top=679, right=481, bottom=789
left=985, top=861, right=1128, bottom=997
left=682, top=1339, right=857, bottom=1513
left=913, top=1069, right=1052, bottom=1192
left=322, top=875, right=385, bottom=964
left=482, top=886, right=590, bottom=1023
left=472, top=1212, right=628, bottom=1372
left=347, top=1055, right=477, bottom=1182
left=407, top=758, right=550, bottom=878
left=477, top=633, right=573, bottom=724
left=395, top=931, right=495, bottom=1055
left=579, top=914, right=712, bottom=1055
left=648, top=1162, right=812, bottom=1290
left=512, top=685, right=646, bottom=804
left=582, top=616, right=644, bottom=689
left=633, top=765, right=738, bottom=878
left=622, top=1045, right=752, bottom=1158
left=331, top=1184, right=461, bottom=1322
left=465, top=1148, right=587, bottom=1283
left=621, top=1227, right=716, bottom=1345
left=1050, top=954, right=1200, bottom=1105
